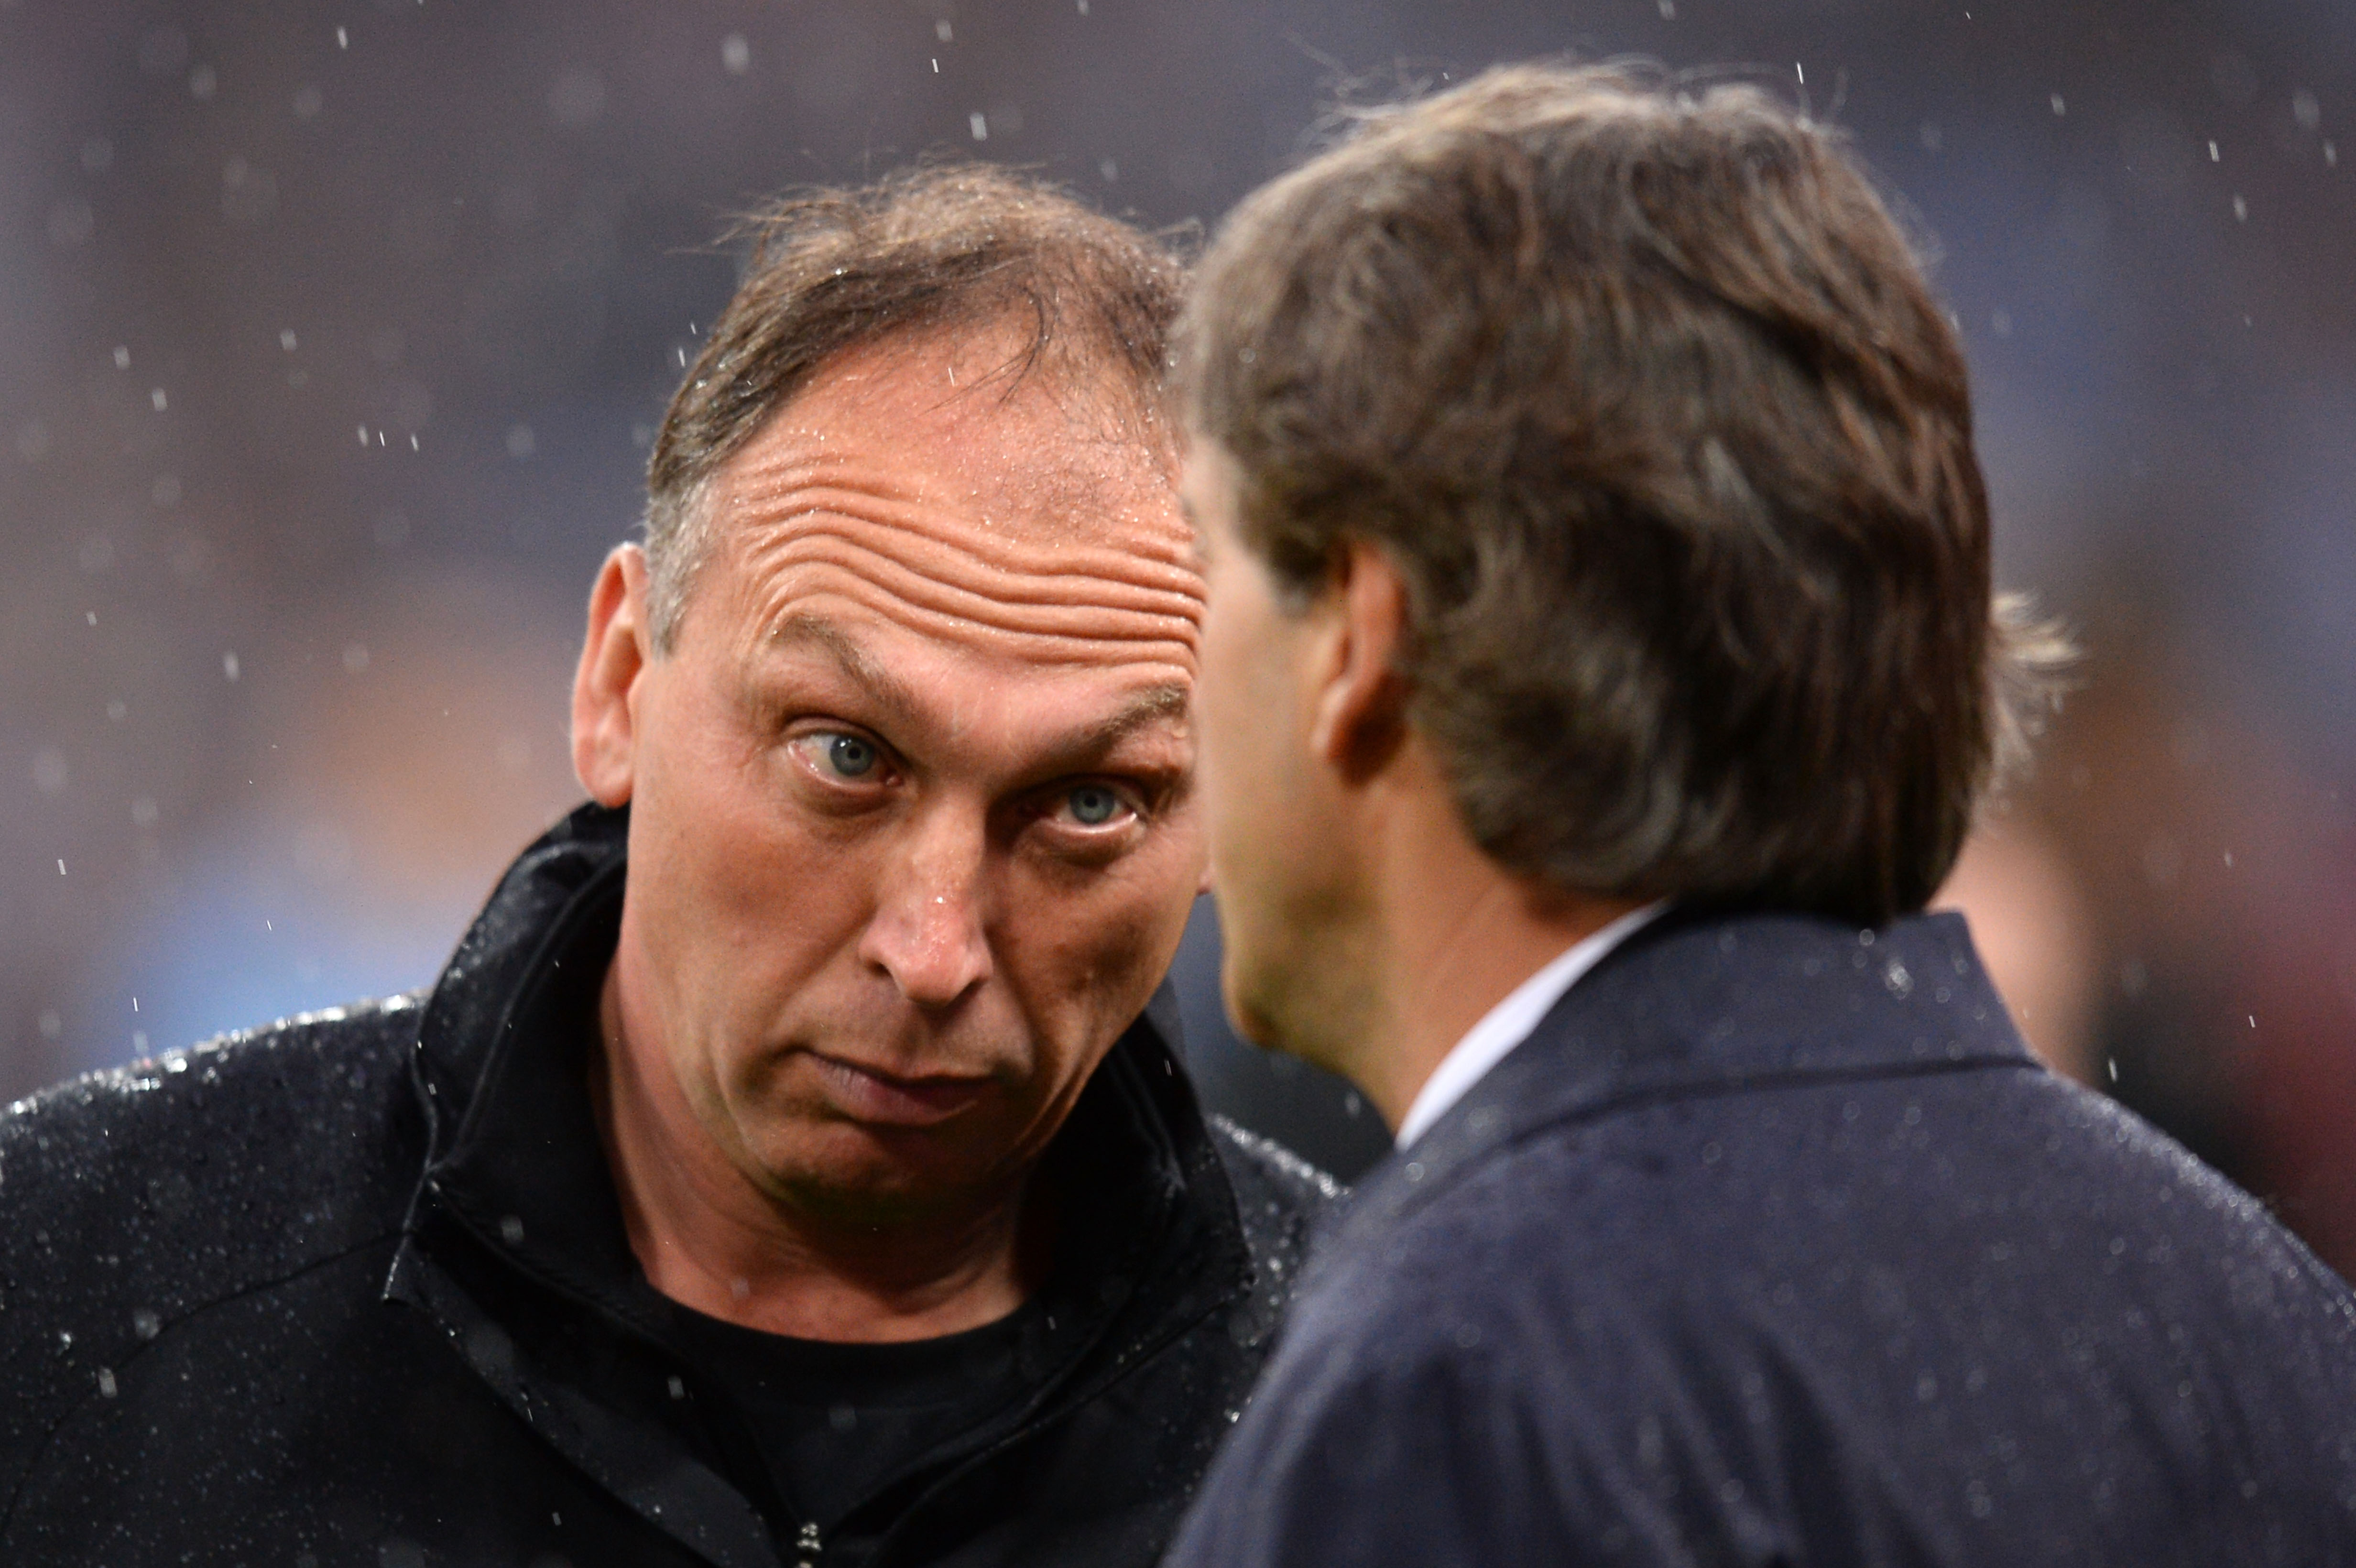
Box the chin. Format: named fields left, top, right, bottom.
left=1217, top=945, right=1289, bottom=1054
left=753, top=1121, right=998, bottom=1227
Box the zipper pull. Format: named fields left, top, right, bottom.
left=795, top=1521, right=821, bottom=1568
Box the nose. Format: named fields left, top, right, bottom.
left=858, top=804, right=994, bottom=1009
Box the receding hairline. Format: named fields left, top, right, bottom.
left=649, top=310, right=1185, bottom=658
left=641, top=162, right=1187, bottom=655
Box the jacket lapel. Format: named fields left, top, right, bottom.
left=1335, top=909, right=2040, bottom=1255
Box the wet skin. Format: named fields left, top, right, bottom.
left=571, top=325, right=1205, bottom=1339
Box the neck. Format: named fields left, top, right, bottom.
left=1341, top=746, right=1645, bottom=1132
left=590, top=966, right=1042, bottom=1342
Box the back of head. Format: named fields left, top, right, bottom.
left=647, top=163, right=1185, bottom=651
left=1177, top=63, right=2065, bottom=927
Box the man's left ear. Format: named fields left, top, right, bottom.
left=571, top=544, right=654, bottom=807
left=1308, top=539, right=1411, bottom=784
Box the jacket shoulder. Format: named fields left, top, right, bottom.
left=0, top=993, right=427, bottom=1277
left=1206, top=1115, right=1342, bottom=1283
left=0, top=998, right=428, bottom=1461
left=1208, top=1116, right=1342, bottom=1209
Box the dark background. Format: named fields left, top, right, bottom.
left=5, top=1, right=2353, bottom=1258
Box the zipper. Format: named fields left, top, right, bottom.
left=794, top=1521, right=822, bottom=1568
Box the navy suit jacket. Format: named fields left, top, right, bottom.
left=1166, top=909, right=2356, bottom=1566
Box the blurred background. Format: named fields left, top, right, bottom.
left=4, top=1, right=2352, bottom=1270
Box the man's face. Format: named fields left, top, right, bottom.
left=1180, top=440, right=1355, bottom=1060
left=603, top=326, right=1205, bottom=1226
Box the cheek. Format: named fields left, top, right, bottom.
left=1197, top=609, right=1293, bottom=872
left=1002, top=832, right=1199, bottom=1054
left=628, top=679, right=872, bottom=1011
left=1196, top=606, right=1261, bottom=811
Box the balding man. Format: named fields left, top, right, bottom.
left=0, top=168, right=1332, bottom=1568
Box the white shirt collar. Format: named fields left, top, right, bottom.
left=1394, top=902, right=1668, bottom=1151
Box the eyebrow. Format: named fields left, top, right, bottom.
left=765, top=613, right=1191, bottom=766
left=768, top=613, right=927, bottom=734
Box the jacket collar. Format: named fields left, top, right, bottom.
left=1351, top=907, right=2040, bottom=1229
left=400, top=800, right=1249, bottom=1394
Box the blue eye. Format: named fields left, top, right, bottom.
left=1068, top=785, right=1120, bottom=826
left=826, top=734, right=878, bottom=778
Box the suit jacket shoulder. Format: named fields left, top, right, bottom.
left=1167, top=911, right=2356, bottom=1568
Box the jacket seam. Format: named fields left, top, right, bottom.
left=0, top=1225, right=405, bottom=1532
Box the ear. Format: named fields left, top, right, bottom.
left=572, top=544, right=654, bottom=807
left=1308, top=540, right=1411, bottom=784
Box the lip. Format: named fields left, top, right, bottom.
left=805, top=1052, right=994, bottom=1128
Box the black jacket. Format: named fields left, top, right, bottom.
left=1167, top=908, right=2356, bottom=1567
left=0, top=805, right=1336, bottom=1568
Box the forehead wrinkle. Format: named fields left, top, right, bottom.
left=722, top=452, right=1201, bottom=580
left=736, top=517, right=1205, bottom=664
left=761, top=580, right=1200, bottom=674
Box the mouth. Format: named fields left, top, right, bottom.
left=804, top=1052, right=994, bottom=1128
